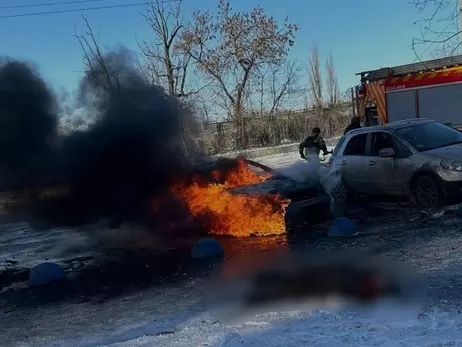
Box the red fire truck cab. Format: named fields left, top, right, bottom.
left=355, top=55, right=462, bottom=130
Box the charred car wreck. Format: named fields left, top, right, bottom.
left=188, top=156, right=332, bottom=234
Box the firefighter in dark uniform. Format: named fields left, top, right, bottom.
left=344, top=116, right=361, bottom=135
left=299, top=127, right=331, bottom=160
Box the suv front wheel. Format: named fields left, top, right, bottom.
left=329, top=178, right=350, bottom=204
left=412, top=176, right=442, bottom=207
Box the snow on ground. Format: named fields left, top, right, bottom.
left=55, top=215, right=462, bottom=347
left=253, top=147, right=334, bottom=169
left=211, top=137, right=340, bottom=158
left=5, top=273, right=461, bottom=347
left=108, top=308, right=462, bottom=347
left=49, top=307, right=462, bottom=347
left=3, top=146, right=462, bottom=346
left=0, top=222, right=94, bottom=271
left=4, top=214, right=462, bottom=347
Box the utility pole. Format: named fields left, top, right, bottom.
left=350, top=87, right=356, bottom=117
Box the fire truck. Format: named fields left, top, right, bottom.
left=355, top=55, right=462, bottom=129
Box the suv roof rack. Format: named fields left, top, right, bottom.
left=384, top=118, right=432, bottom=126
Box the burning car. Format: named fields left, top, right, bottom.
left=12, top=156, right=331, bottom=240
left=0, top=55, right=332, bottom=241
left=173, top=156, right=332, bottom=236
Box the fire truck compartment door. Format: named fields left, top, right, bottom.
left=417, top=83, right=462, bottom=124
left=386, top=90, right=417, bottom=122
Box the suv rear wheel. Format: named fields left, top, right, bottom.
left=412, top=176, right=442, bottom=207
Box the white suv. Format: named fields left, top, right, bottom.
left=328, top=119, right=462, bottom=207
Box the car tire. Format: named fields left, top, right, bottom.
left=330, top=178, right=350, bottom=204
left=411, top=176, right=442, bottom=208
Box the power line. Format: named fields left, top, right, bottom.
left=0, top=0, right=181, bottom=19
left=0, top=0, right=106, bottom=9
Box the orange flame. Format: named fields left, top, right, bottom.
left=171, top=158, right=290, bottom=237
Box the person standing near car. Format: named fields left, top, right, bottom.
left=344, top=116, right=362, bottom=135
left=299, top=127, right=331, bottom=160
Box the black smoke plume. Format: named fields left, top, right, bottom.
left=2, top=48, right=200, bottom=231
left=0, top=59, right=58, bottom=190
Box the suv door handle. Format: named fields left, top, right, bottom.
left=368, top=160, right=376, bottom=165
left=340, top=160, right=347, bottom=165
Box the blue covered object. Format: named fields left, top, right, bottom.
left=191, top=238, right=224, bottom=259
left=29, top=262, right=65, bottom=286
left=327, top=217, right=357, bottom=237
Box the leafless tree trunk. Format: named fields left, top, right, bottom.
left=267, top=61, right=303, bottom=144
left=267, top=61, right=303, bottom=115
left=138, top=0, right=200, bottom=97
left=325, top=52, right=340, bottom=106
left=308, top=43, right=323, bottom=108
left=138, top=0, right=213, bottom=158
left=246, top=60, right=302, bottom=146
left=259, top=73, right=265, bottom=117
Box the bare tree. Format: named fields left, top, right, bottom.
left=74, top=15, right=119, bottom=94
left=71, top=14, right=124, bottom=129
left=261, top=60, right=303, bottom=144
left=138, top=0, right=207, bottom=98
left=176, top=0, right=299, bottom=148
left=138, top=0, right=199, bottom=157
left=325, top=52, right=340, bottom=105
left=262, top=61, right=304, bottom=115
left=307, top=43, right=323, bottom=108
left=409, top=0, right=462, bottom=59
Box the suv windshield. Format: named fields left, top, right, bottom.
left=395, top=122, right=462, bottom=152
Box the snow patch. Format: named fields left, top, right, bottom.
left=55, top=308, right=462, bottom=347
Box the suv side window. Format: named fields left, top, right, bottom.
left=370, top=132, right=394, bottom=156
left=370, top=131, right=412, bottom=158
left=343, top=134, right=367, bottom=156
left=393, top=137, right=412, bottom=158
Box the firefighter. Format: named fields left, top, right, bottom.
left=299, top=127, right=331, bottom=160
left=344, top=116, right=362, bottom=135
